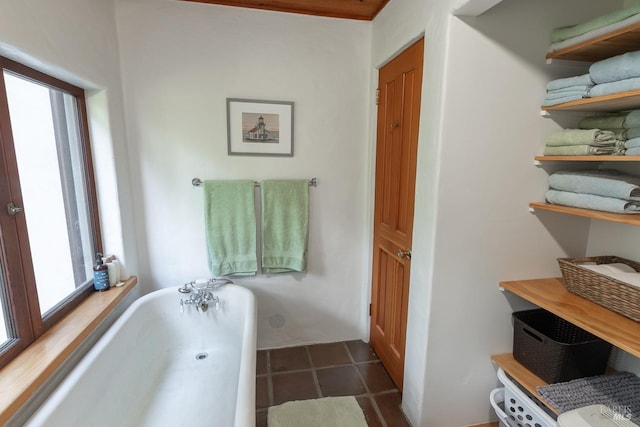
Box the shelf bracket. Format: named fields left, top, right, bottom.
left=533, top=160, right=542, bottom=167
left=540, top=110, right=550, bottom=117
left=528, top=207, right=535, bottom=213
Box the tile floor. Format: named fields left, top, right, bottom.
left=255, top=340, right=411, bottom=427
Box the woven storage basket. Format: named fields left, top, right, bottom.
left=513, top=309, right=611, bottom=384
left=557, top=256, right=640, bottom=322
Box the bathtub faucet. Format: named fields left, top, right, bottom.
left=180, top=291, right=219, bottom=312
left=178, top=278, right=231, bottom=312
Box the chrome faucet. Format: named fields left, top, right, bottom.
left=180, top=290, right=218, bottom=312
left=178, top=278, right=231, bottom=312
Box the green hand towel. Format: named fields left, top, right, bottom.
left=204, top=180, right=257, bottom=276
left=261, top=180, right=309, bottom=273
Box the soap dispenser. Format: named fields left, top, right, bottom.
left=93, top=252, right=110, bottom=292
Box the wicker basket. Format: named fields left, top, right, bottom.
left=558, top=256, right=640, bottom=322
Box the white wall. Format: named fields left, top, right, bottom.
left=0, top=1, right=138, bottom=282
left=6, top=1, right=637, bottom=425
left=373, top=0, right=624, bottom=425
left=115, top=0, right=372, bottom=349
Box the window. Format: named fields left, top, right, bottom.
left=0, top=56, right=102, bottom=367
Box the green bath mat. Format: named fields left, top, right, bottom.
left=268, top=396, right=368, bottom=427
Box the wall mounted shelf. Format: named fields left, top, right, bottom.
left=493, top=277, right=640, bottom=415
left=534, top=155, right=640, bottom=162
left=546, top=21, right=640, bottom=62
left=529, top=202, right=640, bottom=226
left=490, top=354, right=556, bottom=414
left=542, top=89, right=640, bottom=113
left=500, top=278, right=640, bottom=357
left=496, top=15, right=640, bottom=421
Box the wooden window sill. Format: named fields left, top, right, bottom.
left=0, top=276, right=138, bottom=424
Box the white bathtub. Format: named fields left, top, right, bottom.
left=26, top=284, right=256, bottom=427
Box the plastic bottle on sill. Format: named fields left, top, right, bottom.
left=102, top=254, right=121, bottom=287
left=111, top=256, right=123, bottom=287
left=93, top=253, right=110, bottom=292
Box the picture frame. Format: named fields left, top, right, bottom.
left=226, top=98, right=294, bottom=157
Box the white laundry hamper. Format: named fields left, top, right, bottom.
left=489, top=387, right=510, bottom=427
left=490, top=368, right=556, bottom=427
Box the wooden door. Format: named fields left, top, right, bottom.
left=370, top=37, right=423, bottom=390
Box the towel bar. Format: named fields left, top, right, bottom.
left=192, top=177, right=318, bottom=187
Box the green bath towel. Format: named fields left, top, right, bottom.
left=261, top=180, right=309, bottom=273
left=546, top=129, right=616, bottom=146
left=543, top=144, right=622, bottom=156
left=204, top=180, right=257, bottom=276
left=551, top=5, right=640, bottom=43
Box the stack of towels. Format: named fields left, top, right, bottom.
left=546, top=169, right=640, bottom=214
left=542, top=128, right=623, bottom=156
left=578, top=110, right=640, bottom=155
left=543, top=74, right=593, bottom=107
left=543, top=6, right=640, bottom=107
left=589, top=49, right=640, bottom=98
left=543, top=48, right=640, bottom=106
left=548, top=5, right=640, bottom=56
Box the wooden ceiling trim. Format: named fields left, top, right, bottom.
left=179, top=0, right=391, bottom=21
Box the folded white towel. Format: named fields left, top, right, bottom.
left=582, top=263, right=640, bottom=288
left=582, top=262, right=637, bottom=274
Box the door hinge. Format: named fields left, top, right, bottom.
left=369, top=303, right=372, bottom=316
left=375, top=89, right=380, bottom=105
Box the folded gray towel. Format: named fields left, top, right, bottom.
left=590, top=49, right=640, bottom=84
left=537, top=372, right=640, bottom=424
left=546, top=189, right=640, bottom=213
left=546, top=129, right=615, bottom=146
left=546, top=74, right=593, bottom=91
left=549, top=169, right=640, bottom=201
left=590, top=77, right=640, bottom=98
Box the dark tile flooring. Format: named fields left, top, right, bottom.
left=256, top=340, right=411, bottom=427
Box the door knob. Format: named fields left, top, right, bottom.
left=397, top=248, right=412, bottom=260
left=7, top=203, right=23, bottom=216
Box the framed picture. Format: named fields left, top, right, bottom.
left=226, top=98, right=294, bottom=157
